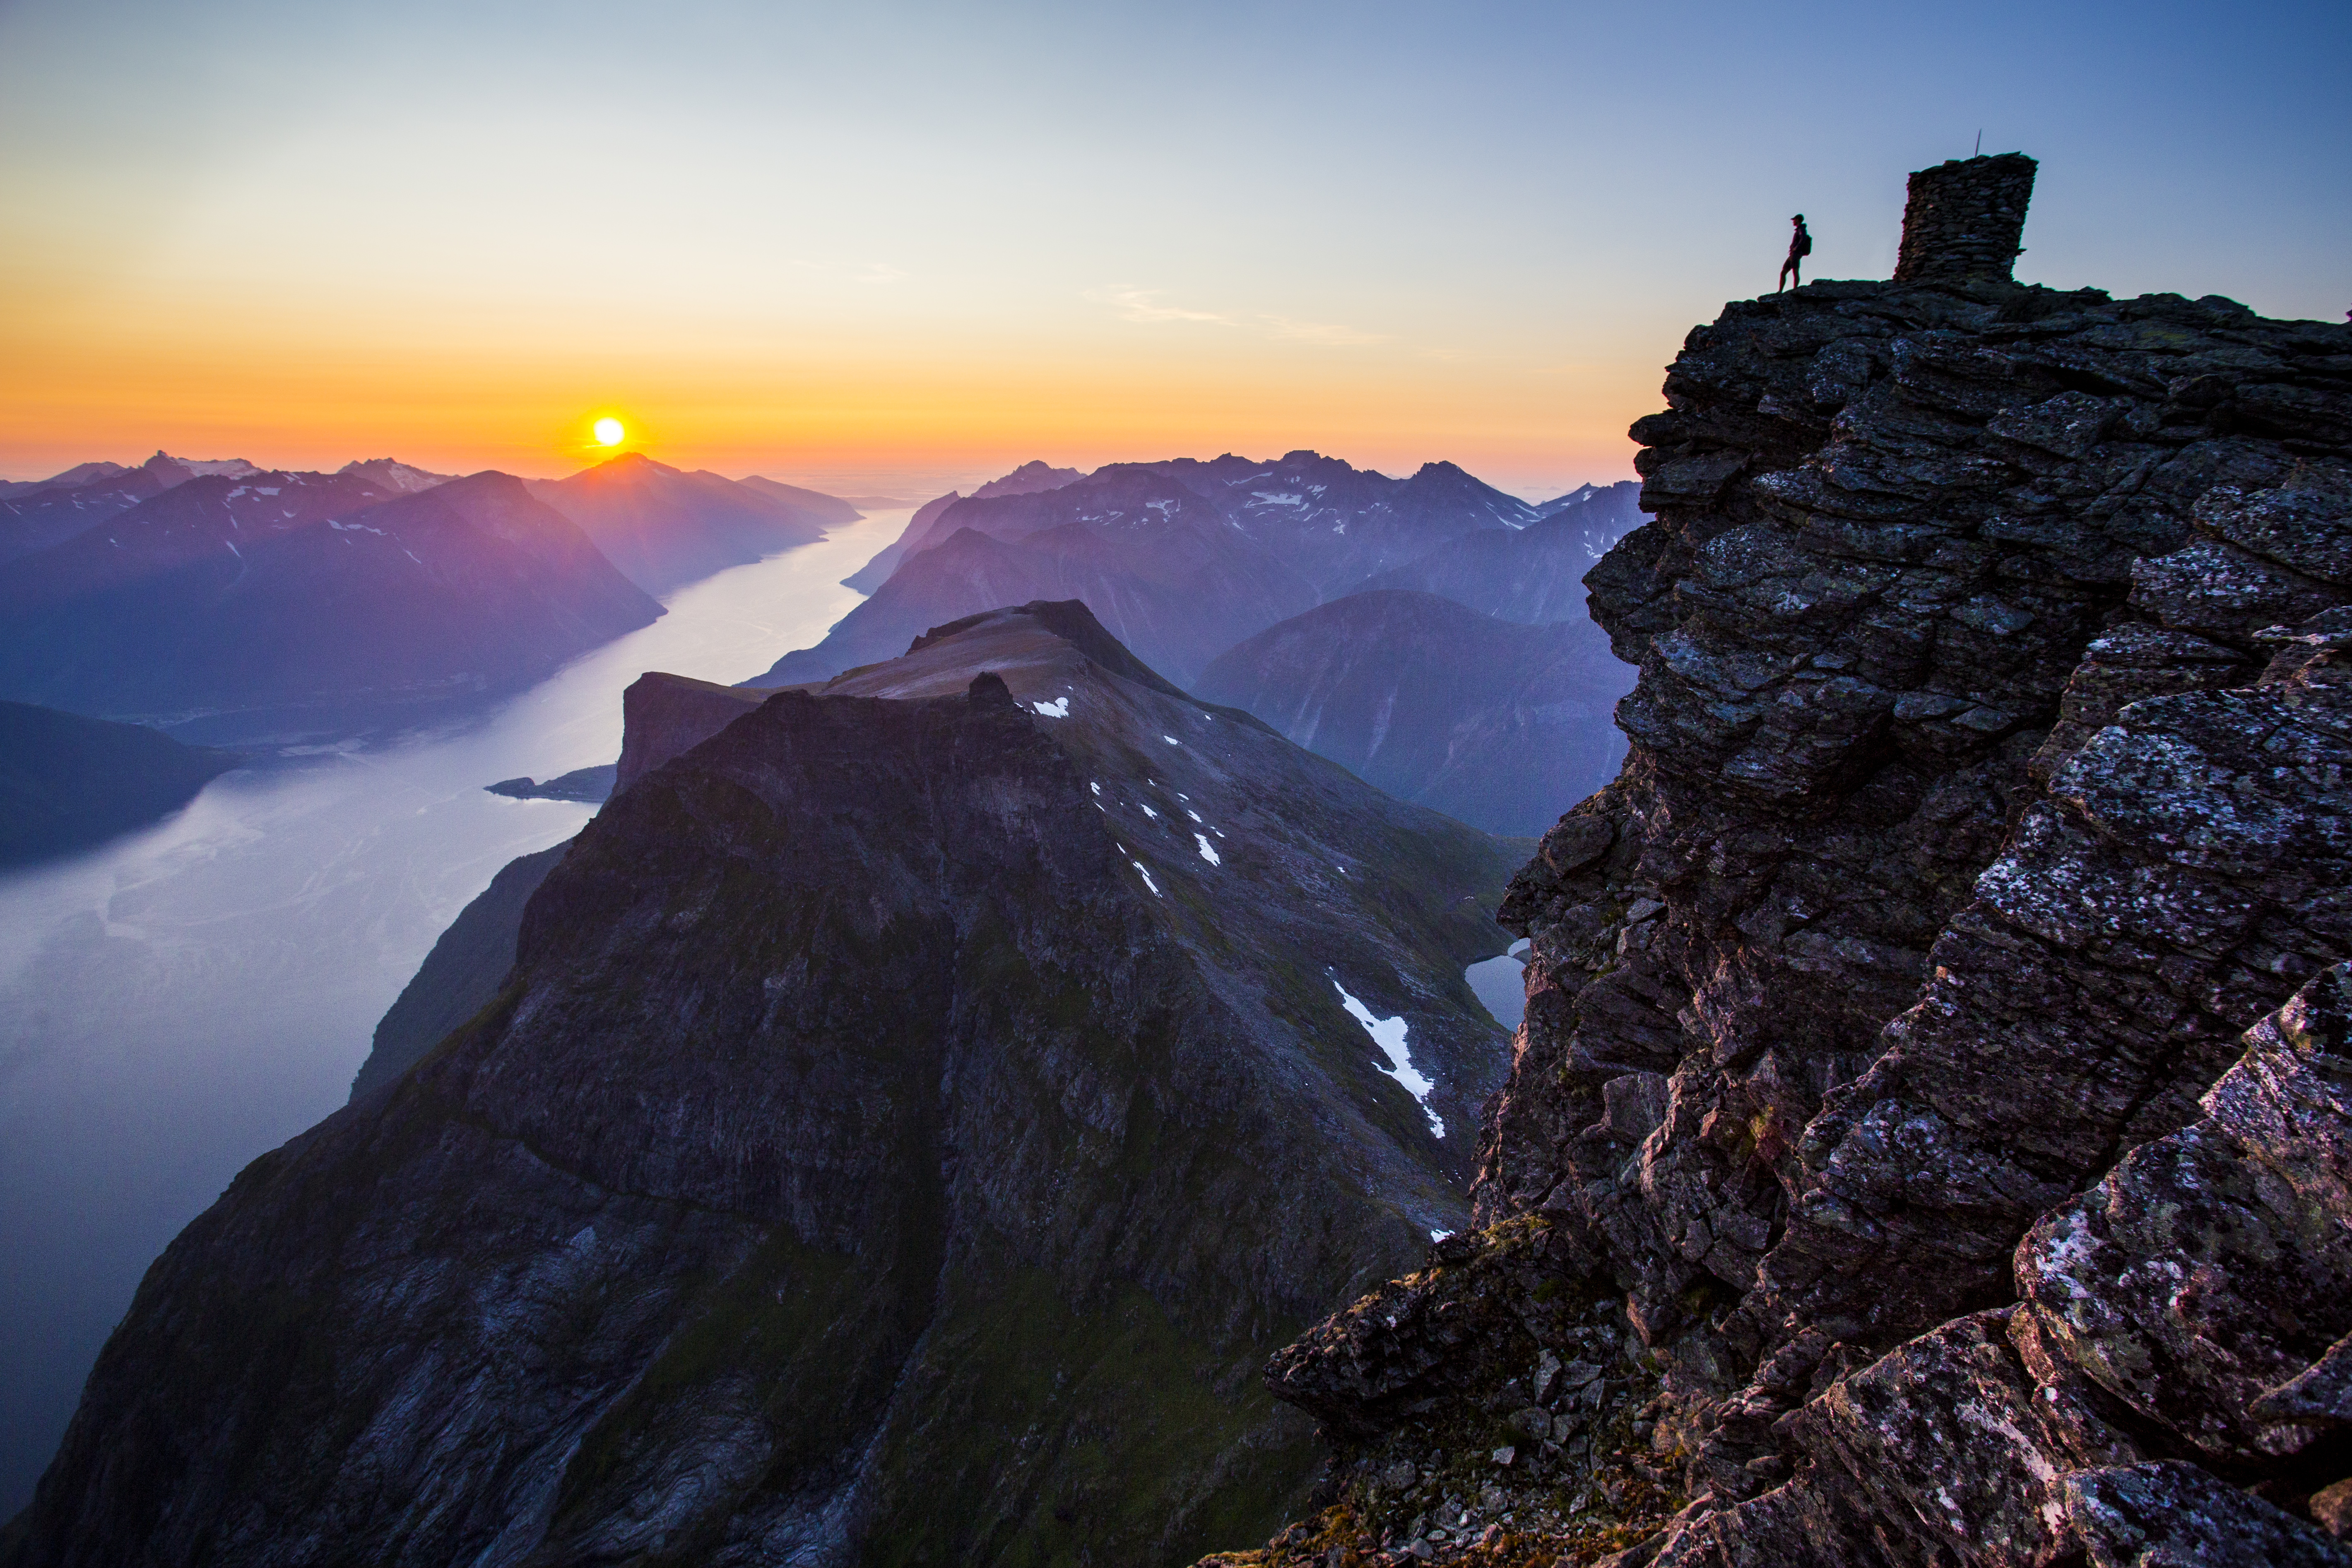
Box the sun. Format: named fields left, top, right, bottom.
left=592, top=417, right=626, bottom=447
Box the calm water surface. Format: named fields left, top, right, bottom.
left=0, top=511, right=902, bottom=1513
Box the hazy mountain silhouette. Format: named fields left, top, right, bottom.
left=1139, top=452, right=1540, bottom=595
left=840, top=459, right=1082, bottom=593
left=527, top=453, right=833, bottom=595
left=1195, top=589, right=1632, bottom=836
left=335, top=458, right=456, bottom=495
left=0, top=471, right=660, bottom=742
left=0, top=701, right=238, bottom=867
left=0, top=461, right=129, bottom=501
left=1351, top=477, right=1646, bottom=623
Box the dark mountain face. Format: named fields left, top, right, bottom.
left=528, top=452, right=831, bottom=595
left=1351, top=478, right=1648, bottom=624
left=350, top=841, right=569, bottom=1103
left=12, top=602, right=1519, bottom=1568
left=1222, top=161, right=2352, bottom=1568
left=0, top=472, right=661, bottom=740
left=1195, top=590, right=1632, bottom=836
left=0, top=701, right=238, bottom=867
left=762, top=500, right=1317, bottom=686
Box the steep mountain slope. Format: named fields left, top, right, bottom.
left=0, top=472, right=661, bottom=739
left=1352, top=479, right=1646, bottom=624
left=1207, top=154, right=2352, bottom=1568
left=862, top=455, right=1539, bottom=612
left=349, top=841, right=570, bottom=1102
left=0, top=702, right=238, bottom=867
left=528, top=452, right=831, bottom=595
left=7, top=602, right=1521, bottom=1568
left=762, top=494, right=1317, bottom=686
left=1195, top=590, right=1631, bottom=836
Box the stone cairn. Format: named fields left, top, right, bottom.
left=1892, top=150, right=2037, bottom=283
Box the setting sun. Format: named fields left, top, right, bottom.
left=591, top=417, right=625, bottom=447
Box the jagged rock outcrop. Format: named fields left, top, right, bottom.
left=5, top=602, right=1523, bottom=1568
left=1211, top=155, right=2352, bottom=1566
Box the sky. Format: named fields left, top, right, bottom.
left=1, top=0, right=2345, bottom=498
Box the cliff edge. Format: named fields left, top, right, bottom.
left=1214, top=154, right=2352, bottom=1566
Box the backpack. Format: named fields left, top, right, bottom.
left=1798, top=231, right=1813, bottom=256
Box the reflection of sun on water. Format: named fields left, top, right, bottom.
left=592, top=417, right=625, bottom=446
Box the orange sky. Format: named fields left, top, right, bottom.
left=1, top=258, right=1659, bottom=496
left=4, top=1, right=2341, bottom=500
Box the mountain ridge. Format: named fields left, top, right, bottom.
left=5, top=601, right=1524, bottom=1567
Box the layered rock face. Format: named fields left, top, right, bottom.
left=6, top=603, right=1523, bottom=1568
left=1213, top=157, right=2352, bottom=1566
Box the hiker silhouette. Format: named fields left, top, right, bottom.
left=1778, top=214, right=1812, bottom=291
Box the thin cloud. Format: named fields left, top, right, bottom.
left=1086, top=287, right=1383, bottom=346
left=1261, top=314, right=1386, bottom=347
left=1086, top=286, right=1232, bottom=325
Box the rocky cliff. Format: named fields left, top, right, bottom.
left=1205, top=154, right=2352, bottom=1566
left=4, top=602, right=1525, bottom=1568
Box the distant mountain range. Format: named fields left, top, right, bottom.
left=0, top=452, right=860, bottom=746
left=770, top=467, right=1318, bottom=685
left=0, top=471, right=663, bottom=741
left=766, top=457, right=1644, bottom=836
left=0, top=453, right=261, bottom=565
